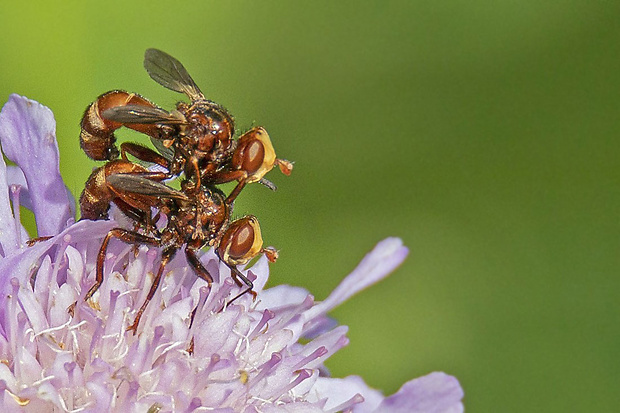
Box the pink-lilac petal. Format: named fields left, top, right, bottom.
left=6, top=166, right=31, bottom=211
left=0, top=94, right=74, bottom=237
left=0, top=220, right=114, bottom=324
left=257, top=284, right=313, bottom=311
left=311, top=375, right=384, bottom=413
left=0, top=154, right=18, bottom=256
left=246, top=254, right=270, bottom=292
left=303, top=238, right=409, bottom=323
left=375, top=372, right=464, bottom=413
left=0, top=94, right=464, bottom=411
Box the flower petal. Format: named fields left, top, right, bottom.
left=0, top=94, right=74, bottom=236
left=257, top=285, right=312, bottom=311
left=374, top=372, right=464, bottom=413
left=5, top=166, right=31, bottom=210
left=0, top=92, right=461, bottom=411
left=0, top=154, right=18, bottom=256
left=0, top=219, right=114, bottom=306
left=310, top=375, right=383, bottom=413
left=303, top=238, right=409, bottom=322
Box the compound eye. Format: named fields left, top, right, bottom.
left=242, top=140, right=265, bottom=175
left=229, top=222, right=255, bottom=259
left=233, top=127, right=276, bottom=182
left=218, top=216, right=263, bottom=265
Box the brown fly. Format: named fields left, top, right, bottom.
left=79, top=48, right=292, bottom=202
left=76, top=164, right=277, bottom=333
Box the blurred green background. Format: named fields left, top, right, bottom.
left=1, top=1, right=619, bottom=411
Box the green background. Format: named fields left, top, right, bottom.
left=1, top=2, right=618, bottom=411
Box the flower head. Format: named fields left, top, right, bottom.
left=0, top=94, right=464, bottom=412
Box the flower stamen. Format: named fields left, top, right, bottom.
left=327, top=393, right=365, bottom=413
left=9, top=185, right=22, bottom=247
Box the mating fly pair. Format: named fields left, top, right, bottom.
left=77, top=49, right=292, bottom=333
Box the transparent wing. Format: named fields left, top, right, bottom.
left=150, top=137, right=175, bottom=161
left=102, top=105, right=184, bottom=125
left=108, top=174, right=189, bottom=201
left=144, top=48, right=204, bottom=100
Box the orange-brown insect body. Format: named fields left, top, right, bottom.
left=80, top=159, right=161, bottom=221
left=77, top=161, right=274, bottom=333
left=75, top=49, right=290, bottom=333
left=170, top=99, right=235, bottom=181
left=78, top=49, right=292, bottom=196
left=80, top=91, right=173, bottom=161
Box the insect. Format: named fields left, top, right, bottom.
left=77, top=161, right=278, bottom=333
left=76, top=49, right=290, bottom=333
left=80, top=159, right=167, bottom=225
left=79, top=48, right=292, bottom=200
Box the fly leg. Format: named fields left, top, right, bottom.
left=68, top=228, right=160, bottom=315
left=120, top=142, right=171, bottom=172
left=225, top=262, right=256, bottom=306
left=127, top=246, right=177, bottom=334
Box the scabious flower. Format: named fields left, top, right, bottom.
left=0, top=94, right=464, bottom=412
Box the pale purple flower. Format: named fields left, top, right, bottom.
left=0, top=94, right=464, bottom=412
